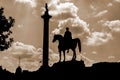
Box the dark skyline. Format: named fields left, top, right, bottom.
left=0, top=0, right=120, bottom=72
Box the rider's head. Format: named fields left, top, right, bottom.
left=66, top=27, right=69, bottom=31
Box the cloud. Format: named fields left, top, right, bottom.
left=90, top=5, right=96, bottom=11
left=86, top=32, right=112, bottom=46
left=0, top=56, right=17, bottom=72
left=15, top=0, right=37, bottom=7
left=108, top=56, right=115, bottom=59
left=80, top=54, right=95, bottom=67
left=49, top=0, right=89, bottom=35
left=92, top=51, right=97, bottom=55
left=52, top=17, right=89, bottom=34
left=0, top=42, right=42, bottom=72
left=52, top=28, right=61, bottom=34
left=9, top=42, right=37, bottom=59
left=17, top=24, right=24, bottom=28
left=103, top=20, right=120, bottom=32
left=107, top=56, right=117, bottom=62
left=114, top=0, right=120, bottom=3
left=107, top=3, right=113, bottom=7
left=49, top=50, right=59, bottom=66
left=20, top=58, right=40, bottom=71
left=0, top=42, right=63, bottom=72
left=94, top=10, right=108, bottom=17
left=49, top=0, right=78, bottom=17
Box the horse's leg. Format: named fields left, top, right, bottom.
left=72, top=49, right=76, bottom=60
left=72, top=49, right=74, bottom=60
left=74, top=50, right=76, bottom=60
left=59, top=51, right=61, bottom=62
left=63, top=50, right=65, bottom=62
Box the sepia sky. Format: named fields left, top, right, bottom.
left=0, top=0, right=120, bottom=73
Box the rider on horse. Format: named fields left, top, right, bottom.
left=53, top=27, right=81, bottom=61
left=64, top=27, right=72, bottom=53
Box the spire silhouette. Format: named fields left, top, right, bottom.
left=15, top=56, right=22, bottom=80
left=18, top=56, right=21, bottom=67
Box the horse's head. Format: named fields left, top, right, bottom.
left=52, top=34, right=63, bottom=43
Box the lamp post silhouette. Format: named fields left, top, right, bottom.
left=41, top=3, right=52, bottom=67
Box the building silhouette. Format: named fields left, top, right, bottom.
left=14, top=57, right=22, bottom=80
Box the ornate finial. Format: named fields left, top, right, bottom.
left=45, top=3, right=48, bottom=11
left=44, top=3, right=49, bottom=15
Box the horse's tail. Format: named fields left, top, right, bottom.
left=76, top=38, right=81, bottom=53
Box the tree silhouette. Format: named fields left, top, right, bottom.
left=0, top=7, right=14, bottom=51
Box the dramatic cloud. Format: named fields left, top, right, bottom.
left=103, top=20, right=120, bottom=32
left=49, top=1, right=78, bottom=17
left=0, top=42, right=41, bottom=72
left=49, top=0, right=89, bottom=35
left=86, top=32, right=112, bottom=46
left=95, top=10, right=108, bottom=17
left=15, top=0, right=37, bottom=7
left=52, top=17, right=89, bottom=34
left=9, top=42, right=37, bottom=59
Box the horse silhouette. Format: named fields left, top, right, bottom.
left=52, top=34, right=81, bottom=62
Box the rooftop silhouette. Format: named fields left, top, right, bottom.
left=0, top=60, right=120, bottom=80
